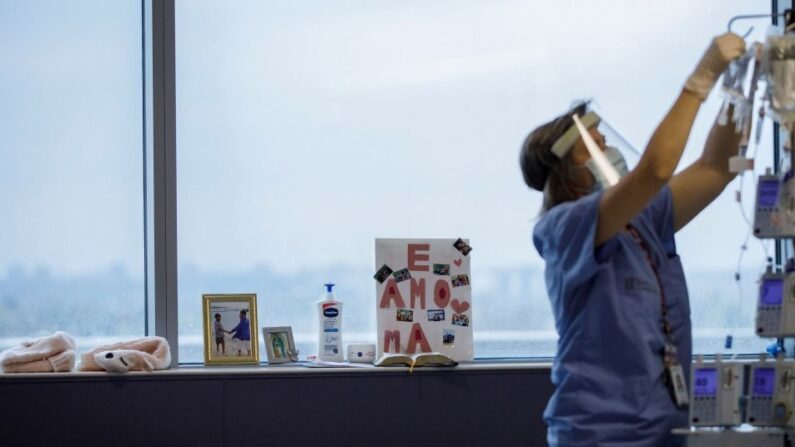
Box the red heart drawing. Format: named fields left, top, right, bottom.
left=451, top=299, right=470, bottom=314
left=453, top=259, right=462, bottom=267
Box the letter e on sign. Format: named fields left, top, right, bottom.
left=407, top=243, right=430, bottom=272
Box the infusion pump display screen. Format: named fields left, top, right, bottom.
left=754, top=367, right=776, bottom=396
left=759, top=179, right=780, bottom=207
left=761, top=279, right=785, bottom=306
left=693, top=368, right=717, bottom=396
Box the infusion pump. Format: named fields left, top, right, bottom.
left=747, top=358, right=795, bottom=426
left=754, top=173, right=795, bottom=239
left=689, top=357, right=743, bottom=426
left=757, top=271, right=795, bottom=337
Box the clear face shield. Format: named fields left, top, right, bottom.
left=551, top=110, right=641, bottom=191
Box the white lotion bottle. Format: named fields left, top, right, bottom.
left=317, top=283, right=344, bottom=361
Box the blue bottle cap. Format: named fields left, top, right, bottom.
left=324, top=283, right=335, bottom=293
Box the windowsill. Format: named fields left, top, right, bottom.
left=0, top=358, right=553, bottom=380
left=1, top=353, right=773, bottom=381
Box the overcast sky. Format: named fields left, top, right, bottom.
left=0, top=0, right=779, bottom=278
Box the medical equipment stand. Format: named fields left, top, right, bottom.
left=676, top=4, right=795, bottom=446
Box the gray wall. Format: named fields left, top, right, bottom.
left=0, top=366, right=553, bottom=447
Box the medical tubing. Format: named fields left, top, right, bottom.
left=733, top=169, right=770, bottom=324
left=741, top=43, right=765, bottom=147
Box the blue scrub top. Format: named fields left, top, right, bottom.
left=533, top=186, right=691, bottom=447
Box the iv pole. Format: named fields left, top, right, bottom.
left=726, top=6, right=795, bottom=356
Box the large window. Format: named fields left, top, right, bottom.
left=0, top=1, right=149, bottom=351
left=0, top=1, right=780, bottom=362
left=175, top=0, right=774, bottom=361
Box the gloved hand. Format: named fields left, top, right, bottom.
left=684, top=33, right=746, bottom=101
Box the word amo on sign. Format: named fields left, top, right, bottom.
left=379, top=243, right=466, bottom=310
left=379, top=278, right=453, bottom=310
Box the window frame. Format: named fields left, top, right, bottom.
left=149, top=0, right=784, bottom=365
left=151, top=0, right=179, bottom=364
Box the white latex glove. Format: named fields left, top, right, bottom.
left=684, top=33, right=746, bottom=101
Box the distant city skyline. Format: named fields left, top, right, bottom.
left=0, top=261, right=770, bottom=360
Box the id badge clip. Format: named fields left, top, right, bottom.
left=665, top=363, right=690, bottom=408
left=662, top=344, right=688, bottom=407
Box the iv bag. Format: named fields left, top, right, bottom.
left=764, top=33, right=795, bottom=127
left=722, top=47, right=754, bottom=100
left=718, top=45, right=756, bottom=131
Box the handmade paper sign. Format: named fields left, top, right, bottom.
left=374, top=238, right=473, bottom=361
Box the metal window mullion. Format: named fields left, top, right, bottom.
left=152, top=0, right=178, bottom=366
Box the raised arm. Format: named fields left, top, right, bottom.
left=668, top=108, right=742, bottom=232
left=595, top=91, right=700, bottom=245
left=594, top=33, right=745, bottom=246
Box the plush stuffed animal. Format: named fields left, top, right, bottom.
left=94, top=349, right=156, bottom=372
left=80, top=336, right=171, bottom=373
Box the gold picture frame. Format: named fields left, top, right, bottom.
left=203, top=293, right=259, bottom=365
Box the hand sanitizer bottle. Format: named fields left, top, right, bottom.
left=317, top=283, right=344, bottom=361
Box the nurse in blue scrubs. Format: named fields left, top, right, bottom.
left=519, top=33, right=745, bottom=446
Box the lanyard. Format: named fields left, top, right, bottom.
left=626, top=224, right=678, bottom=364
left=626, top=224, right=690, bottom=407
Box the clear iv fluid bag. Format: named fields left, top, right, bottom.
left=765, top=33, right=795, bottom=126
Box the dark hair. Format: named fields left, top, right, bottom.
left=519, top=102, right=588, bottom=212
left=214, top=313, right=221, bottom=318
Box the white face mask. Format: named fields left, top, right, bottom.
left=585, top=146, right=629, bottom=192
